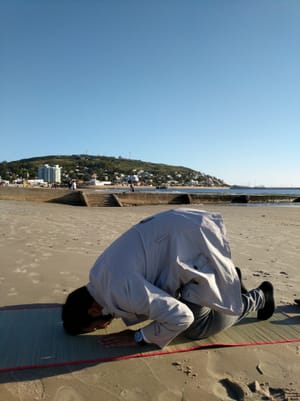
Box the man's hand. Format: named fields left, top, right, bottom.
left=97, top=329, right=137, bottom=347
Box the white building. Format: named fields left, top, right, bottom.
left=88, top=179, right=112, bottom=186
left=38, top=164, right=62, bottom=184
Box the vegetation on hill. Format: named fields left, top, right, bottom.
left=0, top=155, right=227, bottom=187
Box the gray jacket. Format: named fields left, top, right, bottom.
left=87, top=208, right=242, bottom=348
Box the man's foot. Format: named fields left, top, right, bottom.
left=257, top=281, right=275, bottom=320
left=236, top=267, right=248, bottom=294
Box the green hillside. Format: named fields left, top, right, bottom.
left=0, top=155, right=227, bottom=187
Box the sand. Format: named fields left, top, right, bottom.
left=0, top=200, right=299, bottom=401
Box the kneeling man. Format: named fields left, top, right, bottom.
left=62, top=208, right=275, bottom=348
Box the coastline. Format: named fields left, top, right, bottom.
left=0, top=201, right=299, bottom=400
left=0, top=186, right=299, bottom=207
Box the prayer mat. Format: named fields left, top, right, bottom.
left=0, top=304, right=299, bottom=373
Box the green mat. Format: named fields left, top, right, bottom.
left=0, top=304, right=299, bottom=372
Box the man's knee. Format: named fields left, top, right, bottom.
left=183, top=310, right=237, bottom=340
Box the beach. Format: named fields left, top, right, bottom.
left=0, top=201, right=299, bottom=401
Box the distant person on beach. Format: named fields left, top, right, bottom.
left=70, top=180, right=77, bottom=190
left=62, top=208, right=275, bottom=348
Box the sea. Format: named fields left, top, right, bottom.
left=98, top=186, right=300, bottom=208
left=143, top=187, right=300, bottom=197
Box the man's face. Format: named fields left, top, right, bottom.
left=82, top=314, right=114, bottom=333
left=83, top=301, right=113, bottom=333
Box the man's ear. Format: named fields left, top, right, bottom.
left=88, top=302, right=102, bottom=318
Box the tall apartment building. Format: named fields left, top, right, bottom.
left=38, top=164, right=62, bottom=184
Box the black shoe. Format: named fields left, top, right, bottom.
left=235, top=267, right=248, bottom=294
left=257, top=281, right=275, bottom=320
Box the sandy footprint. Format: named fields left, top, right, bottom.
left=5, top=379, right=45, bottom=401
left=119, top=388, right=145, bottom=401
left=29, top=262, right=40, bottom=269
left=41, top=252, right=52, bottom=257
left=53, top=284, right=70, bottom=295
left=214, top=378, right=252, bottom=401
left=120, top=387, right=180, bottom=401
left=8, top=287, right=18, bottom=296
left=14, top=267, right=28, bottom=274
left=54, top=386, right=85, bottom=401
left=28, top=272, right=40, bottom=277
left=28, top=271, right=40, bottom=284
left=157, top=389, right=184, bottom=401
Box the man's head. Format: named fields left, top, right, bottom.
left=62, top=286, right=113, bottom=335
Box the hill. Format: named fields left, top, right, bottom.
left=0, top=155, right=227, bottom=187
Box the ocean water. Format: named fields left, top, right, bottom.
left=140, top=187, right=300, bottom=197
left=143, top=187, right=300, bottom=208
left=96, top=186, right=300, bottom=207
left=127, top=187, right=300, bottom=208
left=98, top=186, right=300, bottom=196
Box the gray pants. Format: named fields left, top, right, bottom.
left=182, top=288, right=265, bottom=340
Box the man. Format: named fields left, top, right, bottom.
left=62, top=208, right=275, bottom=348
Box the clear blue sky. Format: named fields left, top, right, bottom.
left=1, top=0, right=299, bottom=186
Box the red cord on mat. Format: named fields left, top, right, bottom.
left=1, top=337, right=300, bottom=373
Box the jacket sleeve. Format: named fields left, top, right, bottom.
left=124, top=277, right=194, bottom=348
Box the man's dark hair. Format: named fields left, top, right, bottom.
left=61, top=286, right=95, bottom=335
